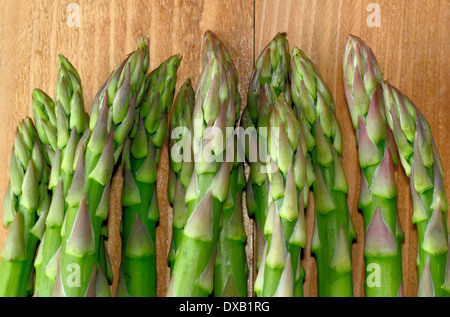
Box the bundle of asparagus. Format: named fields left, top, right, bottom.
left=0, top=118, right=50, bottom=296
left=0, top=26, right=448, bottom=299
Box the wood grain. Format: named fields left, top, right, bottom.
left=0, top=0, right=448, bottom=297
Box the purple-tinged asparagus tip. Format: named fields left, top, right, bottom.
left=421, top=199, right=447, bottom=256
left=125, top=213, right=155, bottom=258
left=65, top=194, right=96, bottom=257
left=184, top=190, right=214, bottom=241
left=364, top=207, right=397, bottom=257
left=1, top=212, right=26, bottom=261
left=417, top=258, right=435, bottom=297
left=265, top=210, right=286, bottom=269
left=330, top=224, right=352, bottom=273
left=273, top=253, right=293, bottom=297
left=372, top=147, right=398, bottom=199
left=66, top=143, right=86, bottom=208
left=314, top=166, right=336, bottom=215
left=357, top=116, right=380, bottom=168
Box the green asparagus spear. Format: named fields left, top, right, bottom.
left=214, top=132, right=248, bottom=297
left=167, top=37, right=239, bottom=297
left=33, top=55, right=90, bottom=297
left=290, top=47, right=356, bottom=297
left=382, top=81, right=449, bottom=297
left=31, top=89, right=57, bottom=166
left=243, top=33, right=308, bottom=297
left=118, top=54, right=181, bottom=297
left=167, top=79, right=196, bottom=273
left=252, top=92, right=308, bottom=297
left=0, top=118, right=50, bottom=296
left=243, top=33, right=292, bottom=277
left=343, top=35, right=403, bottom=297
left=200, top=30, right=248, bottom=297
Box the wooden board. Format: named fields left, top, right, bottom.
left=0, top=0, right=448, bottom=297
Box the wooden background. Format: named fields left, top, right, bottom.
left=0, top=0, right=448, bottom=297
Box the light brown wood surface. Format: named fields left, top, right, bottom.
left=0, top=0, right=448, bottom=297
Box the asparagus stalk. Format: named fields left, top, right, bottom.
left=243, top=33, right=292, bottom=276
left=167, top=35, right=239, bottom=296
left=382, top=81, right=449, bottom=297
left=167, top=79, right=196, bottom=273
left=214, top=132, right=248, bottom=297
left=117, top=54, right=181, bottom=297
left=252, top=91, right=308, bottom=297
left=96, top=233, right=113, bottom=297
left=0, top=118, right=50, bottom=296
left=33, top=55, right=91, bottom=297
left=31, top=89, right=57, bottom=166
left=342, top=35, right=404, bottom=297
left=54, top=39, right=149, bottom=296
left=290, top=47, right=356, bottom=297
left=243, top=33, right=308, bottom=297
left=200, top=30, right=248, bottom=297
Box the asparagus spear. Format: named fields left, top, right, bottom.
left=200, top=30, right=248, bottom=297
left=33, top=55, right=91, bottom=297
left=382, top=81, right=449, bottom=297
left=0, top=118, right=50, bottom=296
left=214, top=133, right=248, bottom=297
left=243, top=33, right=308, bottom=297
left=167, top=79, right=196, bottom=273
left=118, top=54, right=181, bottom=297
left=342, top=35, right=404, bottom=297
left=167, top=37, right=239, bottom=297
left=31, top=89, right=57, bottom=166
left=243, top=33, right=292, bottom=276
left=252, top=91, right=308, bottom=297
left=168, top=77, right=249, bottom=298
left=54, top=39, right=149, bottom=296
left=290, top=47, right=356, bottom=297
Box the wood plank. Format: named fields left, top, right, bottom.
left=255, top=0, right=449, bottom=297
left=0, top=0, right=254, bottom=297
